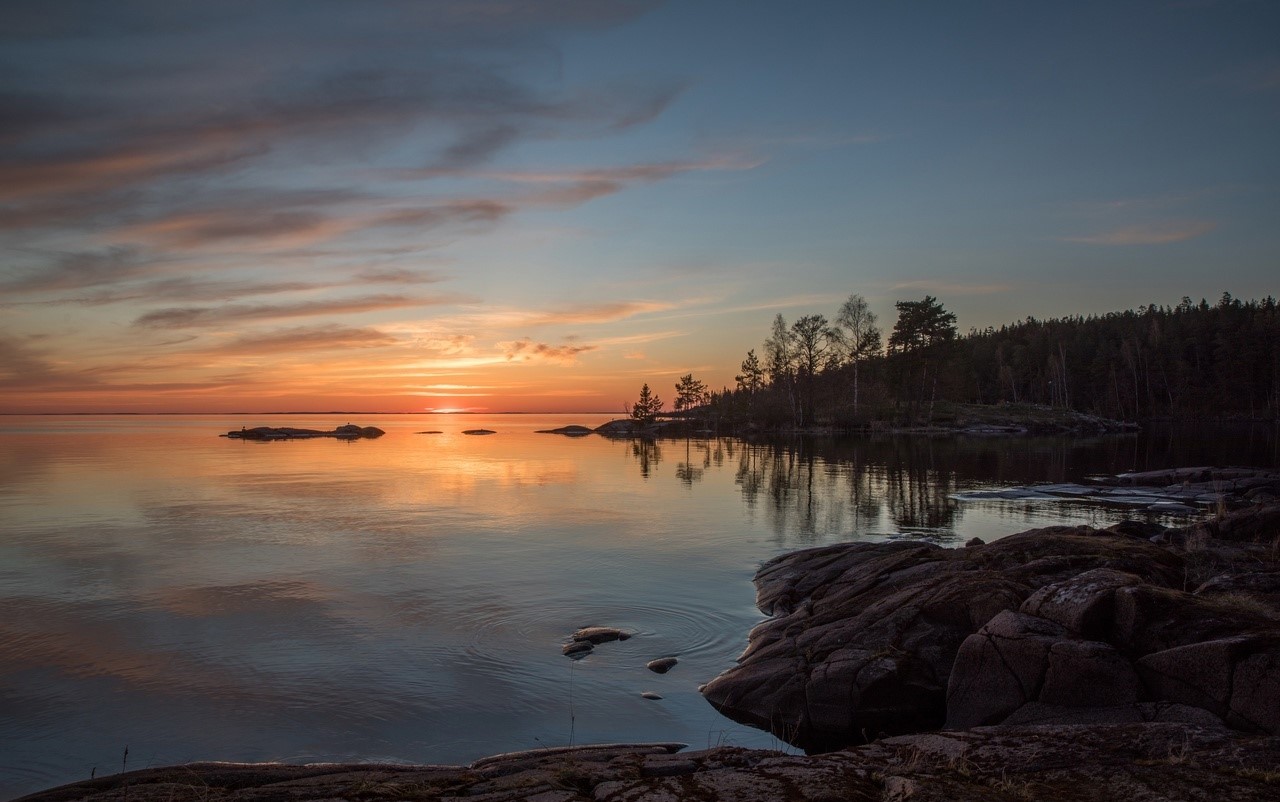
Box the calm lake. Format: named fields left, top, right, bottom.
left=1, top=414, right=1277, bottom=799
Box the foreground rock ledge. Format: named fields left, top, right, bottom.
left=701, top=502, right=1280, bottom=753
left=16, top=725, right=1280, bottom=802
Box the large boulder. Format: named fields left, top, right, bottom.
left=701, top=527, right=1185, bottom=751
left=705, top=503, right=1280, bottom=751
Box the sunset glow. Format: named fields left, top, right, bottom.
left=3, top=1, right=1278, bottom=414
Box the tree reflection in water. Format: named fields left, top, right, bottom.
left=675, top=438, right=713, bottom=486
left=630, top=438, right=662, bottom=479
left=620, top=426, right=1280, bottom=546
left=619, top=429, right=1280, bottom=550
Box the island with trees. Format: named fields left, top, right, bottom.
left=617, top=292, right=1279, bottom=436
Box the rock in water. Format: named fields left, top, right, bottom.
left=647, top=657, right=678, bottom=673
left=641, top=691, right=663, bottom=700
left=572, top=626, right=631, bottom=644
left=562, top=641, right=593, bottom=659
left=536, top=425, right=594, bottom=436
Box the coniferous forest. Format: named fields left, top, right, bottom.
left=658, top=293, right=1280, bottom=429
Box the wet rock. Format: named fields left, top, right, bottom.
left=964, top=536, right=984, bottom=547
left=952, top=469, right=1280, bottom=514
left=640, top=691, right=663, bottom=700
left=646, top=657, right=678, bottom=673
left=562, top=640, right=593, bottom=658
left=705, top=502, right=1280, bottom=751
left=462, top=429, right=496, bottom=435
left=572, top=627, right=631, bottom=644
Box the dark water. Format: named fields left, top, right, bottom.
left=0, top=415, right=1274, bottom=799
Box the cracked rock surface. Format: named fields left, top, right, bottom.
left=15, top=725, right=1280, bottom=802
left=702, top=502, right=1280, bottom=752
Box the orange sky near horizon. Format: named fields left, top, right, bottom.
left=3, top=2, right=1278, bottom=414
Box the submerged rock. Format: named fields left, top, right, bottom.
left=562, top=641, right=593, bottom=659
left=952, top=468, right=1280, bottom=514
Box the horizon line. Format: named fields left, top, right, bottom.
left=0, top=410, right=624, bottom=416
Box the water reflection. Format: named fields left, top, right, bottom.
left=2, top=416, right=1277, bottom=800
left=629, top=438, right=662, bottom=478
left=623, top=426, right=1280, bottom=547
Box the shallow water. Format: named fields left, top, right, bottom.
left=1, top=415, right=1275, bottom=798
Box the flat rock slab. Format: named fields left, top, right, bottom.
left=16, top=725, right=1280, bottom=802
left=223, top=425, right=385, bottom=441
left=571, top=627, right=631, bottom=644
left=953, top=469, right=1280, bottom=513
left=536, top=426, right=595, bottom=436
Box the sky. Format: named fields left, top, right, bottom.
left=2, top=0, right=1278, bottom=414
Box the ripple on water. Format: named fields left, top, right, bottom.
left=454, top=597, right=750, bottom=695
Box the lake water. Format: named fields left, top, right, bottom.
left=1, top=414, right=1276, bottom=799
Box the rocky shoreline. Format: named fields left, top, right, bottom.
left=15, top=723, right=1280, bottom=802
left=701, top=491, right=1280, bottom=753
left=538, top=402, right=1137, bottom=440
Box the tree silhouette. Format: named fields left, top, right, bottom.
left=630, top=383, right=664, bottom=423
left=736, top=349, right=765, bottom=394
left=834, top=293, right=881, bottom=415
left=674, top=373, right=708, bottom=411
left=888, top=295, right=956, bottom=353
left=790, top=314, right=836, bottom=426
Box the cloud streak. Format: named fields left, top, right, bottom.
left=1064, top=220, right=1217, bottom=245
left=522, top=300, right=673, bottom=326
left=208, top=325, right=399, bottom=355
left=133, top=294, right=465, bottom=328
left=500, top=338, right=598, bottom=364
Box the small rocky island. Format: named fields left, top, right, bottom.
left=222, top=424, right=385, bottom=441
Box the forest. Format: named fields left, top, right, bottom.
left=634, top=293, right=1280, bottom=429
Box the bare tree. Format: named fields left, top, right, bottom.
left=790, top=314, right=835, bottom=426
left=833, top=293, right=881, bottom=415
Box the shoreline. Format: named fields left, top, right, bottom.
left=15, top=723, right=1280, bottom=802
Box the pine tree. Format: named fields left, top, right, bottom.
left=674, top=374, right=708, bottom=411
left=630, top=383, right=664, bottom=423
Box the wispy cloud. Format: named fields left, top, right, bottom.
left=1, top=247, right=155, bottom=293
left=401, top=156, right=761, bottom=207
left=1063, top=220, right=1217, bottom=245
left=500, top=338, right=598, bottom=364
left=133, top=294, right=464, bottom=328
left=522, top=300, right=673, bottom=326
left=208, top=325, right=399, bottom=355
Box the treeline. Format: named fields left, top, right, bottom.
left=636, top=292, right=1280, bottom=428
